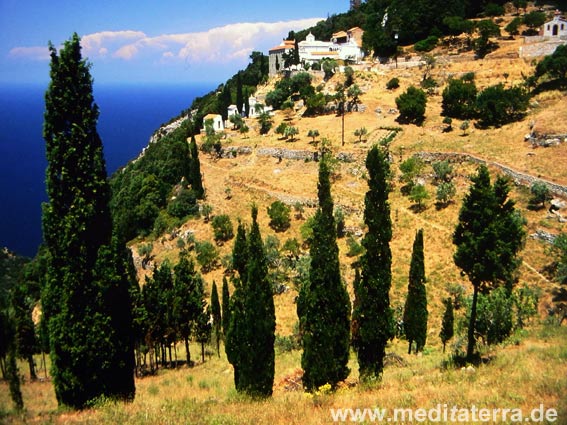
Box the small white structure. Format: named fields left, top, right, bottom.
left=203, top=114, right=224, bottom=132
left=227, top=105, right=238, bottom=118
left=543, top=10, right=567, bottom=37
left=247, top=96, right=272, bottom=118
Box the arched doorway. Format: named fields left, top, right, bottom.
left=553, top=24, right=559, bottom=36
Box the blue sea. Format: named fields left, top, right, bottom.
left=0, top=82, right=214, bottom=258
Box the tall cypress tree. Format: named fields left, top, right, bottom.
left=236, top=72, right=244, bottom=115
left=42, top=33, right=135, bottom=408
left=221, top=276, right=230, bottom=337
left=440, top=297, right=454, bottom=353
left=210, top=281, right=222, bottom=356
left=232, top=221, right=248, bottom=278
left=352, top=146, right=394, bottom=381
left=226, top=207, right=275, bottom=396
left=189, top=135, right=204, bottom=199
left=403, top=229, right=428, bottom=354
left=298, top=157, right=351, bottom=391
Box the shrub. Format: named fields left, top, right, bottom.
left=505, top=17, right=522, bottom=36
left=409, top=184, right=429, bottom=211
left=211, top=214, right=234, bottom=242
left=267, top=201, right=291, bottom=232
left=414, top=36, right=438, bottom=52
left=167, top=188, right=199, bottom=219
left=436, top=181, right=456, bottom=206
left=395, top=86, right=427, bottom=125
left=535, top=44, right=567, bottom=83
left=475, top=84, right=529, bottom=127
left=432, top=160, right=454, bottom=183
left=386, top=77, right=400, bottom=90
left=195, top=240, right=219, bottom=272
left=346, top=236, right=364, bottom=257
left=442, top=78, right=478, bottom=119
left=529, top=182, right=552, bottom=210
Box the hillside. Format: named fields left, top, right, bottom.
left=3, top=10, right=567, bottom=424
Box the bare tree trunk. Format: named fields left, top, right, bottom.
left=185, top=337, right=191, bottom=366
left=27, top=354, right=37, bottom=381
left=0, top=356, right=7, bottom=379
left=201, top=342, right=205, bottom=364
left=41, top=351, right=47, bottom=379
left=467, top=286, right=479, bottom=361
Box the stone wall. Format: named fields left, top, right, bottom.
left=519, top=39, right=567, bottom=58
left=414, top=151, right=567, bottom=198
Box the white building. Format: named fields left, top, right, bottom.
left=298, top=33, right=338, bottom=64
left=269, top=28, right=365, bottom=74
left=203, top=114, right=224, bottom=132
left=542, top=10, right=567, bottom=37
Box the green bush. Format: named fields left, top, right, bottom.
left=167, top=188, right=199, bottom=219
left=267, top=201, right=291, bottom=232
left=346, top=236, right=364, bottom=257
left=386, top=77, right=400, bottom=90
left=211, top=214, right=234, bottom=242
left=442, top=77, right=477, bottom=119
left=395, top=86, right=427, bottom=125
left=475, top=84, right=529, bottom=128
left=414, top=36, right=438, bottom=52
left=195, top=240, right=219, bottom=272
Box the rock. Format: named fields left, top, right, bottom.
left=530, top=230, right=557, bottom=244
left=543, top=138, right=561, bottom=147
left=551, top=199, right=566, bottom=210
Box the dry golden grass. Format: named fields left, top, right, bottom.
left=2, top=325, right=566, bottom=424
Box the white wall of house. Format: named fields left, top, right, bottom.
left=203, top=114, right=224, bottom=132
left=543, top=13, right=567, bottom=37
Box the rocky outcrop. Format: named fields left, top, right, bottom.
left=149, top=115, right=190, bottom=145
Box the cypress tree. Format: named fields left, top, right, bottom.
left=236, top=72, right=244, bottom=114
left=4, top=314, right=24, bottom=411
left=42, top=33, right=135, bottom=408
left=12, top=282, right=38, bottom=381
left=221, top=276, right=231, bottom=337
left=226, top=207, right=276, bottom=396
left=189, top=135, right=204, bottom=199
left=298, top=157, right=351, bottom=391
left=440, top=298, right=454, bottom=353
left=173, top=255, right=204, bottom=366
left=210, top=281, right=222, bottom=356
left=232, top=221, right=248, bottom=278
left=195, top=304, right=211, bottom=363
left=453, top=165, right=525, bottom=360
left=403, top=229, right=428, bottom=354
left=352, top=146, right=394, bottom=381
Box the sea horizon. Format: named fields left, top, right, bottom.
left=0, top=81, right=215, bottom=257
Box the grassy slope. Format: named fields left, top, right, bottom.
left=3, top=29, right=567, bottom=424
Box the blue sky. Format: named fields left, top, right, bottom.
left=0, top=0, right=348, bottom=85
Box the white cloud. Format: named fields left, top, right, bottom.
left=81, top=30, right=146, bottom=58
left=8, top=46, right=50, bottom=61
left=8, top=17, right=322, bottom=67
